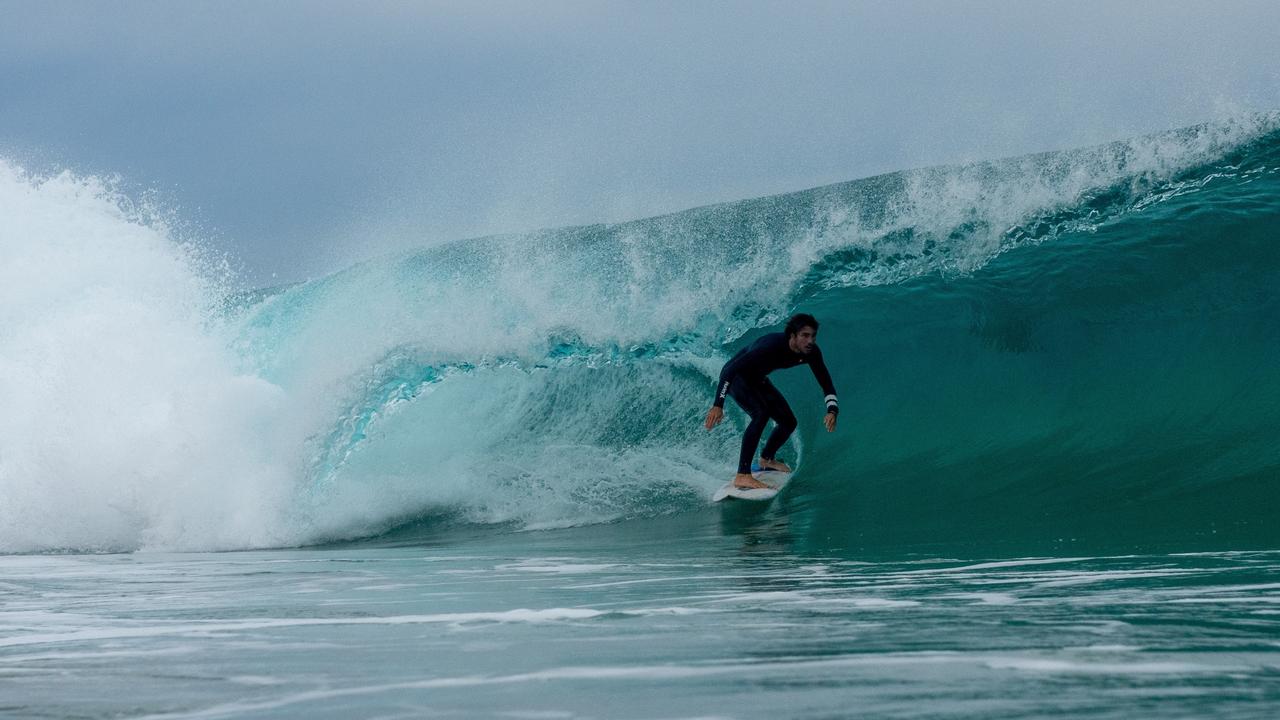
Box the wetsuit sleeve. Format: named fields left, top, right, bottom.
left=809, top=347, right=839, bottom=415
left=713, top=350, right=749, bottom=408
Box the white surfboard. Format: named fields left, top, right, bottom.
left=711, top=470, right=792, bottom=502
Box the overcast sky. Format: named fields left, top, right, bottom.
left=2, top=0, right=1278, bottom=286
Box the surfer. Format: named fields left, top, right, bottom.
left=704, top=313, right=838, bottom=490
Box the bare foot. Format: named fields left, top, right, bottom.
left=732, top=473, right=775, bottom=490
left=758, top=457, right=792, bottom=472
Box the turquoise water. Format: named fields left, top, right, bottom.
left=2, top=118, right=1279, bottom=716
left=3, top=524, right=1279, bottom=718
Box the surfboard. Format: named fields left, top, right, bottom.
left=711, top=467, right=792, bottom=502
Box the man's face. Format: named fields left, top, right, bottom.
left=789, top=326, right=817, bottom=354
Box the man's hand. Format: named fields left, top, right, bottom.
left=705, top=406, right=724, bottom=430
left=823, top=411, right=837, bottom=433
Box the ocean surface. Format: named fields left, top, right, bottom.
left=2, top=117, right=1279, bottom=717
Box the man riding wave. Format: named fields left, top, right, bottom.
left=704, top=313, right=838, bottom=489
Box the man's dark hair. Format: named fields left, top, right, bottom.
left=784, top=313, right=819, bottom=337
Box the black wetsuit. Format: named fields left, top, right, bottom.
left=713, top=332, right=838, bottom=474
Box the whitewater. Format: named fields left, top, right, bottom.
left=2, top=118, right=1279, bottom=717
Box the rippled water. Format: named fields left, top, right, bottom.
left=4, top=514, right=1278, bottom=719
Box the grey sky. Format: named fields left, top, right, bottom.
left=2, top=0, right=1278, bottom=287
